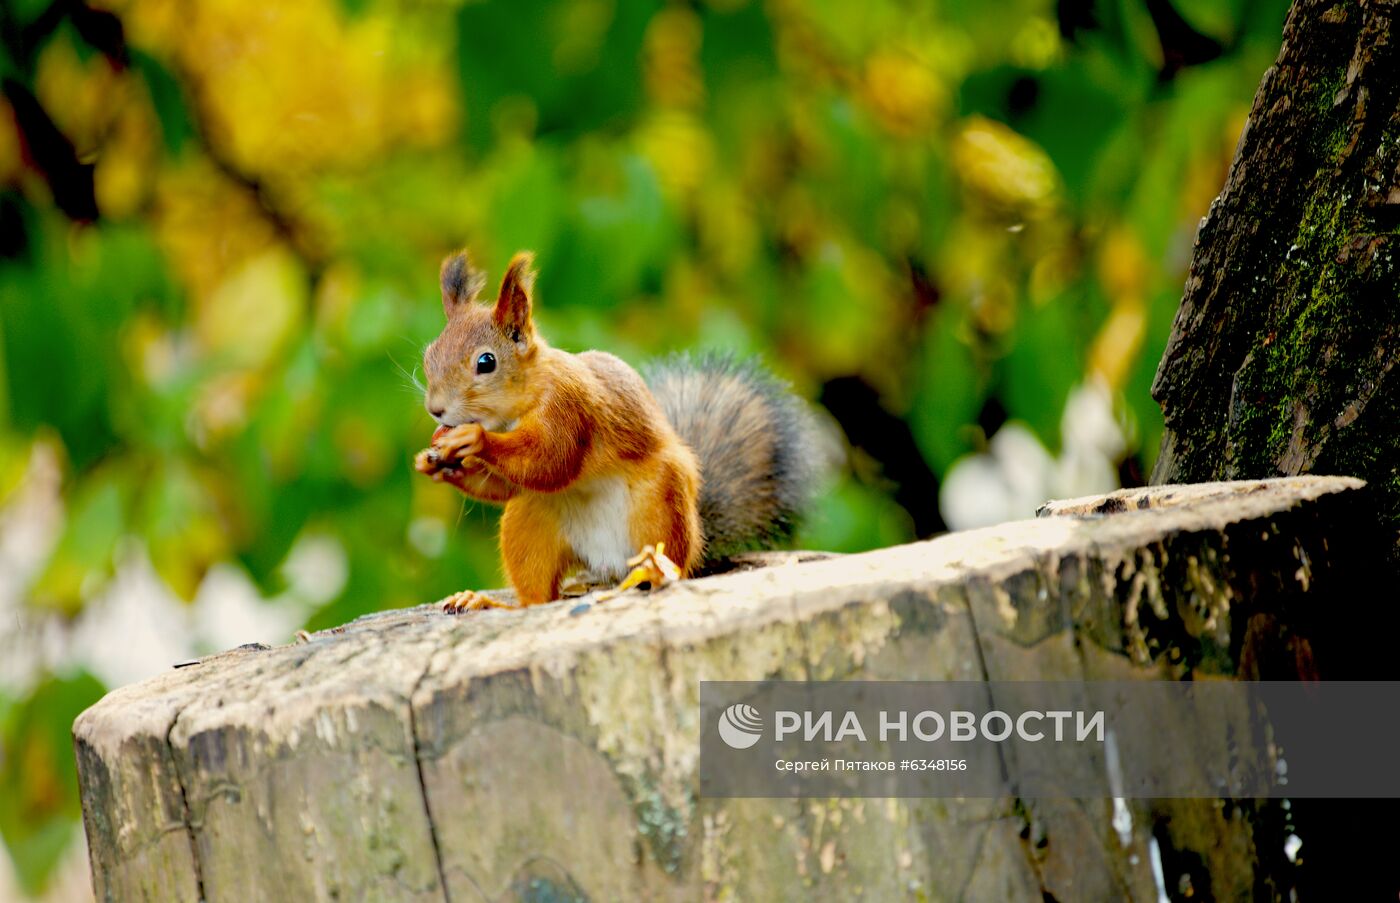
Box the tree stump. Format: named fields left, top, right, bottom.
left=71, top=476, right=1387, bottom=902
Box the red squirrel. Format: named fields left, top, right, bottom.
left=414, top=249, right=820, bottom=611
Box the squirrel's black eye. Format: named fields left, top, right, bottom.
left=475, top=352, right=497, bottom=375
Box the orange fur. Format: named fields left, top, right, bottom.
left=498, top=498, right=573, bottom=605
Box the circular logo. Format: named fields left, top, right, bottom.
left=718, top=703, right=764, bottom=749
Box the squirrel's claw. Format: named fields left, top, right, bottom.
left=595, top=543, right=681, bottom=602
left=416, top=424, right=485, bottom=478
left=620, top=542, right=681, bottom=590
left=440, top=589, right=518, bottom=614
left=414, top=447, right=446, bottom=474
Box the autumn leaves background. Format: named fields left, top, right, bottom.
left=0, top=0, right=1290, bottom=897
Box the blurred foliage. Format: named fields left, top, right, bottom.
left=0, top=674, right=104, bottom=896
left=0, top=0, right=1290, bottom=894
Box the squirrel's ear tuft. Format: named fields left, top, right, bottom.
left=494, top=251, right=536, bottom=343
left=440, top=250, right=487, bottom=317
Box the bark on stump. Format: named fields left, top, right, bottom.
left=72, top=476, right=1387, bottom=902
left=1151, top=0, right=1400, bottom=558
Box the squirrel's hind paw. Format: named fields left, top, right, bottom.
left=596, top=543, right=681, bottom=601
left=440, top=589, right=517, bottom=614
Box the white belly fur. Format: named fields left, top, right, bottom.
left=554, top=475, right=633, bottom=579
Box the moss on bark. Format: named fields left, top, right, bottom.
left=1151, top=0, right=1399, bottom=563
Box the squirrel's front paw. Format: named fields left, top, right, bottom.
left=440, top=589, right=517, bottom=613
left=437, top=423, right=484, bottom=460
left=416, top=423, right=486, bottom=477
left=414, top=446, right=448, bottom=474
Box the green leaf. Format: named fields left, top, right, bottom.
left=1124, top=285, right=1181, bottom=473
left=549, top=153, right=675, bottom=305
left=0, top=672, right=106, bottom=897
left=4, top=0, right=52, bottom=27
left=959, top=63, right=1132, bottom=204
left=793, top=475, right=915, bottom=553
left=909, top=303, right=985, bottom=476
left=140, top=461, right=228, bottom=600
left=32, top=468, right=130, bottom=612
left=0, top=221, right=175, bottom=468
left=338, top=0, right=372, bottom=19
left=1000, top=291, right=1091, bottom=451
left=454, top=0, right=657, bottom=152
left=698, top=0, right=779, bottom=92
left=131, top=50, right=195, bottom=157
left=814, top=97, right=888, bottom=245
left=487, top=145, right=566, bottom=270
left=1172, top=0, right=1243, bottom=43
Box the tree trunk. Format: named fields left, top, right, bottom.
left=1151, top=0, right=1399, bottom=560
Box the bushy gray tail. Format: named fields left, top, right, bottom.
left=644, top=353, right=822, bottom=560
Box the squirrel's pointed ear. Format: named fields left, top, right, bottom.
left=494, top=251, right=536, bottom=343
left=440, top=250, right=487, bottom=317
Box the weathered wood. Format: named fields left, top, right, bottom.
left=75, top=476, right=1377, bottom=902
left=1150, top=0, right=1400, bottom=558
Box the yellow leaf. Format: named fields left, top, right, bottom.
left=197, top=247, right=306, bottom=368
left=644, top=7, right=705, bottom=109
left=34, top=31, right=122, bottom=155
left=862, top=51, right=946, bottom=138
left=952, top=116, right=1059, bottom=213
left=94, top=99, right=158, bottom=220
left=0, top=100, right=21, bottom=185
left=154, top=157, right=279, bottom=302
left=1097, top=227, right=1149, bottom=302
left=1088, top=299, right=1147, bottom=394
left=635, top=111, right=715, bottom=200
